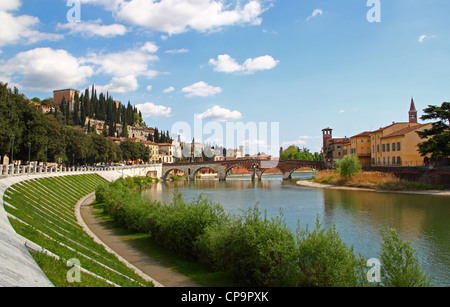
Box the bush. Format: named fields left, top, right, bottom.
left=379, top=228, right=432, bottom=287
left=296, top=218, right=367, bottom=287
left=196, top=206, right=298, bottom=287
left=336, top=154, right=362, bottom=178
left=148, top=193, right=227, bottom=258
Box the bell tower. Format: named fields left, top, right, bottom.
left=409, top=98, right=418, bottom=124
left=322, top=128, right=332, bottom=157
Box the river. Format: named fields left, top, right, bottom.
left=143, top=172, right=450, bottom=286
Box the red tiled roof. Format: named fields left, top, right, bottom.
left=381, top=124, right=428, bottom=139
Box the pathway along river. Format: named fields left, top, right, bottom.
left=143, top=172, right=450, bottom=286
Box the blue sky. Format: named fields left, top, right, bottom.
left=1, top=0, right=449, bottom=155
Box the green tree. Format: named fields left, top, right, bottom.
left=417, top=102, right=450, bottom=159
left=336, top=154, right=361, bottom=178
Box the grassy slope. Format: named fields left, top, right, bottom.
left=2, top=173, right=154, bottom=287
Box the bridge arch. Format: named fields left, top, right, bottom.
left=161, top=168, right=188, bottom=181
left=192, top=166, right=218, bottom=180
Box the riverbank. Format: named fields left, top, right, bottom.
left=296, top=180, right=450, bottom=196
left=79, top=194, right=199, bottom=287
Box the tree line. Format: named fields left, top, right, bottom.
left=0, top=83, right=152, bottom=165
left=280, top=145, right=323, bottom=161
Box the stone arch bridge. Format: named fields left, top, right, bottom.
left=161, top=159, right=326, bottom=181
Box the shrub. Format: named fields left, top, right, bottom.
left=336, top=154, right=362, bottom=178
left=295, top=218, right=367, bottom=287
left=148, top=193, right=227, bottom=258
left=379, top=228, right=432, bottom=287
left=197, top=206, right=299, bottom=287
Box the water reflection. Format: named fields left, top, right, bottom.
left=143, top=173, right=450, bottom=286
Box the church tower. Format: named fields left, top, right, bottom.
left=322, top=128, right=332, bottom=158
left=409, top=98, right=418, bottom=124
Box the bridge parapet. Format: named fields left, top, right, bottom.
left=162, top=159, right=325, bottom=181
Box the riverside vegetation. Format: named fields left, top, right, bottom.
left=95, top=176, right=432, bottom=287
left=312, top=154, right=443, bottom=191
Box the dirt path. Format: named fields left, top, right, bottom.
left=79, top=194, right=199, bottom=287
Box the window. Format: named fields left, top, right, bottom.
left=378, top=157, right=381, bottom=165
left=397, top=142, right=401, bottom=151
left=391, top=157, right=395, bottom=165
left=392, top=143, right=396, bottom=151
left=371, top=158, right=375, bottom=165
left=397, top=156, right=401, bottom=165
left=361, top=139, right=364, bottom=143
left=373, top=145, right=375, bottom=153
left=383, top=157, right=386, bottom=165
left=387, top=144, right=390, bottom=152
left=377, top=145, right=380, bottom=152
left=387, top=157, right=390, bottom=165
left=382, top=144, right=385, bottom=152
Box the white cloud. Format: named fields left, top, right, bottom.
left=182, top=81, right=222, bottom=97
left=306, top=8, right=323, bottom=21
left=82, top=42, right=159, bottom=79
left=81, top=42, right=159, bottom=92
left=135, top=102, right=172, bottom=118
left=146, top=85, right=153, bottom=91
left=96, top=75, right=139, bottom=93
left=163, top=86, right=175, bottom=93
left=209, top=54, right=279, bottom=75
left=0, top=5, right=62, bottom=50
left=165, top=48, right=189, bottom=54
left=114, top=0, right=266, bottom=35
left=197, top=105, right=242, bottom=122
left=56, top=20, right=129, bottom=38
left=418, top=35, right=427, bottom=43
left=0, top=47, right=94, bottom=92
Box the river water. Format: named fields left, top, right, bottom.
left=143, top=172, right=450, bottom=286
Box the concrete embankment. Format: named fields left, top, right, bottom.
left=0, top=171, right=124, bottom=287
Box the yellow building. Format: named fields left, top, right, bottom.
left=143, top=141, right=160, bottom=164
left=349, top=131, right=372, bottom=166
left=376, top=123, right=432, bottom=166
left=341, top=98, right=432, bottom=167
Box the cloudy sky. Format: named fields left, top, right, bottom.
left=1, top=0, right=449, bottom=155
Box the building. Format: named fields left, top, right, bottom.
left=158, top=143, right=175, bottom=163
left=372, top=123, right=432, bottom=166
left=53, top=89, right=80, bottom=111
left=338, top=98, right=431, bottom=167
left=127, top=124, right=155, bottom=142
left=370, top=98, right=429, bottom=166
left=349, top=131, right=372, bottom=166
left=142, top=141, right=160, bottom=164
left=322, top=127, right=351, bottom=164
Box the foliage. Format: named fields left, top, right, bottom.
left=417, top=102, right=450, bottom=158
left=336, top=154, right=362, bottom=178
left=196, top=206, right=299, bottom=287
left=0, top=82, right=156, bottom=165
left=96, top=178, right=431, bottom=288
left=379, top=228, right=432, bottom=287
left=296, top=218, right=367, bottom=287
left=280, top=145, right=322, bottom=161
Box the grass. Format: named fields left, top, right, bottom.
left=91, top=201, right=236, bottom=287
left=312, top=170, right=443, bottom=191
left=3, top=173, right=154, bottom=287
